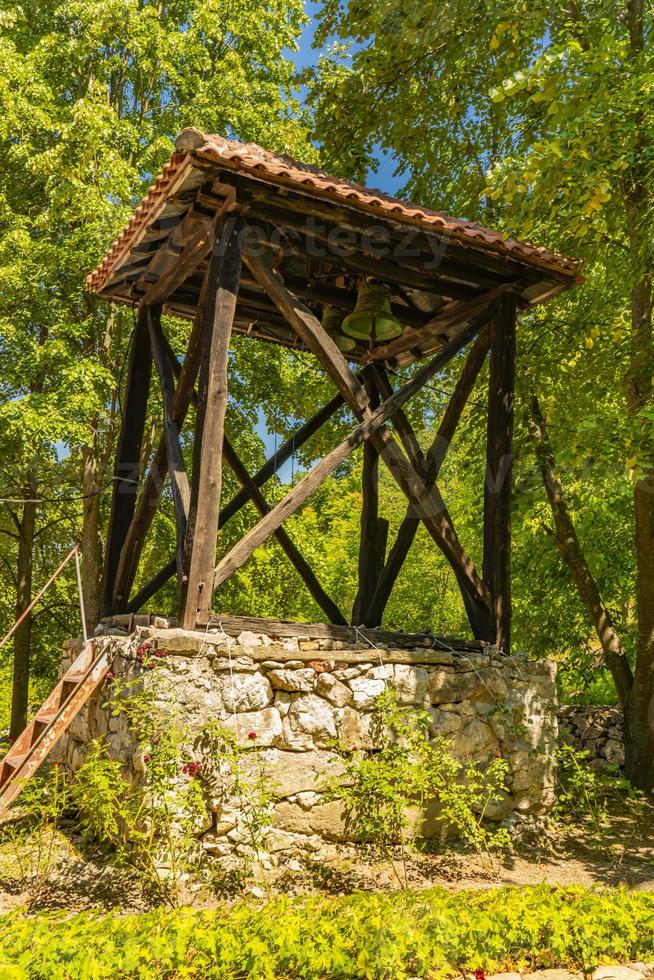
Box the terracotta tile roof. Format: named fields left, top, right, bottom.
left=87, top=129, right=581, bottom=295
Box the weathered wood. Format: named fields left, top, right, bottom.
left=352, top=378, right=381, bottom=626
left=222, top=437, right=347, bottom=625
left=368, top=284, right=519, bottom=365
left=181, top=214, right=243, bottom=628
left=244, top=247, right=371, bottom=415
left=146, top=306, right=191, bottom=584
left=211, top=171, right=532, bottom=289
left=247, top=248, right=493, bottom=623
left=368, top=329, right=492, bottom=627
left=101, top=610, right=486, bottom=653
left=369, top=365, right=492, bottom=638
left=212, top=325, right=489, bottom=599
left=371, top=365, right=428, bottom=476
left=139, top=216, right=213, bottom=307
left=112, top=255, right=211, bottom=610
left=483, top=295, right=517, bottom=651
left=124, top=387, right=348, bottom=613
left=101, top=309, right=152, bottom=616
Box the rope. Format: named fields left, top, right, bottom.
left=0, top=543, right=80, bottom=654
left=352, top=624, right=385, bottom=670
left=0, top=475, right=139, bottom=506
left=74, top=548, right=88, bottom=645
left=429, top=633, right=500, bottom=704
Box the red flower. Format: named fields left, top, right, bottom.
left=143, top=754, right=151, bottom=764
left=181, top=761, right=202, bottom=778
left=153, top=648, right=169, bottom=659
left=247, top=731, right=257, bottom=741
left=474, top=970, right=487, bottom=980
left=105, top=671, right=114, bottom=681
left=494, top=751, right=502, bottom=758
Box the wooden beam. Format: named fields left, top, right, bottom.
left=367, top=329, right=492, bottom=627
left=352, top=378, right=382, bottom=626
left=101, top=309, right=152, bottom=616
left=245, top=248, right=492, bottom=627
left=138, top=216, right=213, bottom=307
left=368, top=283, right=519, bottom=365
left=245, top=245, right=370, bottom=415
left=146, top=307, right=191, bottom=585
left=124, top=387, right=348, bottom=613
left=483, top=295, right=517, bottom=651
left=211, top=326, right=490, bottom=603
left=222, top=437, right=347, bottom=625
left=112, top=233, right=215, bottom=611
left=181, top=214, right=243, bottom=628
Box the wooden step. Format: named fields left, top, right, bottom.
left=0, top=639, right=113, bottom=817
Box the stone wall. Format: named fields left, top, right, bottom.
left=558, top=704, right=625, bottom=769
left=54, top=626, right=558, bottom=866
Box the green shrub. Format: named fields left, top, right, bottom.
left=0, top=884, right=653, bottom=979
left=329, top=689, right=510, bottom=883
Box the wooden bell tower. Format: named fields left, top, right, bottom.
left=89, top=128, right=581, bottom=650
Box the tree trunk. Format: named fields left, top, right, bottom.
left=529, top=394, right=634, bottom=706
left=619, top=0, right=654, bottom=789
left=80, top=440, right=103, bottom=633
left=10, top=476, right=37, bottom=737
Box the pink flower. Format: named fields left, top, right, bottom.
left=247, top=731, right=257, bottom=741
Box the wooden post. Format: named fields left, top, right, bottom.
left=101, top=309, right=152, bottom=617
left=146, top=306, right=191, bottom=587
left=124, top=388, right=348, bottom=613
left=180, top=214, right=243, bottom=628
left=367, top=330, right=491, bottom=626
left=483, top=295, right=517, bottom=651
left=352, top=378, right=382, bottom=625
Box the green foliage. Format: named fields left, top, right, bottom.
left=330, top=689, right=510, bottom=884
left=554, top=739, right=638, bottom=831
left=0, top=764, right=71, bottom=902
left=2, top=884, right=654, bottom=978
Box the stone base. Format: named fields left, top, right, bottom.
left=53, top=624, right=557, bottom=865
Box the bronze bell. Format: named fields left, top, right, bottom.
left=341, top=281, right=402, bottom=342
left=321, top=305, right=357, bottom=352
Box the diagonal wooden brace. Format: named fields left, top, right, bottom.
left=244, top=246, right=493, bottom=628
left=211, top=299, right=493, bottom=626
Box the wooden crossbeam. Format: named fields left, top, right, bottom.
left=368, top=283, right=519, bottom=365
left=352, top=377, right=384, bottom=626
left=146, top=306, right=191, bottom=585
left=124, top=387, right=348, bottom=613
left=483, top=295, right=517, bottom=651
left=181, top=214, right=243, bottom=628
left=244, top=248, right=493, bottom=629
left=367, top=329, right=492, bottom=627
left=222, top=438, right=347, bottom=625
left=211, top=319, right=491, bottom=610
left=101, top=309, right=152, bottom=616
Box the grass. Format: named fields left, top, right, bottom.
left=1, top=884, right=653, bottom=979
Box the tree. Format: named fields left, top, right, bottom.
left=0, top=0, right=309, bottom=734
left=307, top=1, right=654, bottom=787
